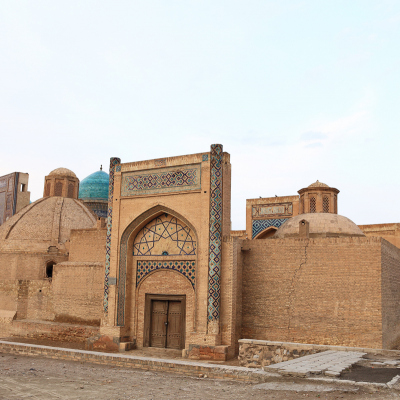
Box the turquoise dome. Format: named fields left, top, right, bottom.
left=79, top=170, right=109, bottom=200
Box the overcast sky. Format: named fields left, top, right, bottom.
left=1, top=1, right=399, bottom=229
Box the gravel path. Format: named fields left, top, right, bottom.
left=1, top=352, right=399, bottom=399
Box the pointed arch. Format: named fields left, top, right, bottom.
left=254, top=226, right=278, bottom=239
left=116, top=205, right=198, bottom=326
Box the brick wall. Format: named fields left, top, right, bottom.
left=241, top=237, right=384, bottom=348
left=381, top=239, right=400, bottom=348
left=52, top=262, right=104, bottom=325
left=69, top=228, right=106, bottom=263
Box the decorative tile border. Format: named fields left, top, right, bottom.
left=103, top=157, right=121, bottom=314
left=121, top=165, right=201, bottom=197
left=207, top=144, right=223, bottom=327
left=202, top=154, right=209, bottom=161
left=252, top=218, right=288, bottom=239
left=136, top=260, right=195, bottom=288
left=252, top=203, right=293, bottom=218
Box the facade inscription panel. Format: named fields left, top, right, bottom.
left=121, top=164, right=201, bottom=197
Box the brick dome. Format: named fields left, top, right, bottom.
left=48, top=168, right=77, bottom=178
left=0, top=196, right=96, bottom=252
left=274, top=213, right=365, bottom=239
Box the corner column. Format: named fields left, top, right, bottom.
left=103, top=157, right=121, bottom=315
left=207, top=144, right=223, bottom=334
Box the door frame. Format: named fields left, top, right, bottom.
left=144, top=293, right=186, bottom=349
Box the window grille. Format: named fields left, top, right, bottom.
left=55, top=182, right=63, bottom=196
left=323, top=196, right=330, bottom=213
left=309, top=196, right=316, bottom=213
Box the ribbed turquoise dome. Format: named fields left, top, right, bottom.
left=79, top=170, right=109, bottom=200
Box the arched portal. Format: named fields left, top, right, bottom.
left=116, top=205, right=197, bottom=349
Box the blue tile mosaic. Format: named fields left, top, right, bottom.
left=252, top=218, right=288, bottom=238
left=103, top=157, right=121, bottom=314
left=136, top=260, right=196, bottom=288
left=121, top=165, right=201, bottom=197
left=207, top=144, right=223, bottom=323
left=79, top=170, right=109, bottom=200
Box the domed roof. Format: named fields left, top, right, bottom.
left=78, top=170, right=109, bottom=200
left=308, top=180, right=329, bottom=188
left=274, top=213, right=365, bottom=239
left=0, top=197, right=96, bottom=252
left=48, top=168, right=77, bottom=178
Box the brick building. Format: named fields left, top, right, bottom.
left=0, top=172, right=30, bottom=226
left=0, top=145, right=400, bottom=357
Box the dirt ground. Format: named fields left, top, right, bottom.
left=1, top=352, right=400, bottom=400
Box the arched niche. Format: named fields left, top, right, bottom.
left=116, top=205, right=198, bottom=328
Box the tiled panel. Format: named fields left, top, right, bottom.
left=120, top=164, right=201, bottom=197
left=252, top=203, right=293, bottom=218
left=207, top=144, right=223, bottom=323
left=136, top=260, right=196, bottom=288
left=103, top=157, right=121, bottom=314
left=252, top=218, right=288, bottom=238
left=133, top=214, right=196, bottom=256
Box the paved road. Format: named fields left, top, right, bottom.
left=1, top=352, right=399, bottom=400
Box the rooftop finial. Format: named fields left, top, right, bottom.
left=100, top=165, right=102, bottom=171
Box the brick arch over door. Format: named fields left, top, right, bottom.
left=116, top=205, right=198, bottom=326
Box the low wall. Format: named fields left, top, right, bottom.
left=11, top=320, right=99, bottom=343
left=238, top=339, right=400, bottom=368
left=0, top=340, right=270, bottom=382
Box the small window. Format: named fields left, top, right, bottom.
left=323, top=196, right=330, bottom=213
left=46, top=261, right=56, bottom=279
left=309, top=196, right=316, bottom=213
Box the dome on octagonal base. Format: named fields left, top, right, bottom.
left=274, top=213, right=365, bottom=239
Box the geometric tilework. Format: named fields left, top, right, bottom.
left=136, top=261, right=195, bottom=289
left=207, top=144, right=223, bottom=323
left=103, top=157, right=121, bottom=314
left=121, top=165, right=201, bottom=197
left=252, top=218, right=288, bottom=239
left=133, top=214, right=196, bottom=256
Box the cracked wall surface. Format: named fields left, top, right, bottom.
left=241, top=237, right=384, bottom=348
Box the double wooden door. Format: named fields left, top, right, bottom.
left=150, top=298, right=184, bottom=350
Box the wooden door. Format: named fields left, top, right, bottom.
left=150, top=300, right=168, bottom=348
left=166, top=301, right=182, bottom=350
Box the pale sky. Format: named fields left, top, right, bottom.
left=1, top=1, right=399, bottom=229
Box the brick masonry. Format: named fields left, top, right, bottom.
left=240, top=236, right=399, bottom=349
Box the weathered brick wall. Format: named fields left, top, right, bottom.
left=0, top=280, right=19, bottom=312
left=25, top=280, right=54, bottom=321
left=0, top=253, right=67, bottom=280
left=241, top=237, right=383, bottom=348
left=220, top=237, right=242, bottom=357
left=69, top=228, right=106, bottom=262
left=52, top=262, right=104, bottom=325
left=359, top=223, right=400, bottom=249
left=381, top=239, right=400, bottom=349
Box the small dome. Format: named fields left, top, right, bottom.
left=48, top=168, right=77, bottom=178
left=79, top=170, right=109, bottom=200
left=308, top=180, right=329, bottom=188
left=274, top=213, right=365, bottom=239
